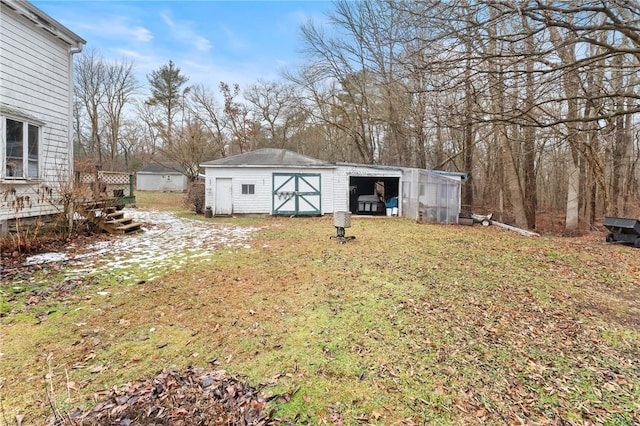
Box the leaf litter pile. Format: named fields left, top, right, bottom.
left=65, top=367, right=279, bottom=425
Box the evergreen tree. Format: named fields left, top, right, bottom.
left=146, top=60, right=189, bottom=147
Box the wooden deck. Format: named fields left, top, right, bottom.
left=74, top=171, right=141, bottom=234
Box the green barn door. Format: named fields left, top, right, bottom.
left=272, top=173, right=321, bottom=216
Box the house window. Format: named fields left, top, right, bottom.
left=242, top=184, right=255, bottom=195
left=4, top=118, right=39, bottom=179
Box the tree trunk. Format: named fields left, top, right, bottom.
left=486, top=6, right=527, bottom=228
left=565, top=156, right=580, bottom=233
left=547, top=18, right=581, bottom=233
left=462, top=59, right=474, bottom=208
left=523, top=29, right=537, bottom=229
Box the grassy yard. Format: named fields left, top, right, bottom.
left=1, top=193, right=639, bottom=424
left=133, top=189, right=190, bottom=211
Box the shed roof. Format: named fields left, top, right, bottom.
left=139, top=162, right=185, bottom=174
left=201, top=148, right=332, bottom=167
left=200, top=149, right=468, bottom=181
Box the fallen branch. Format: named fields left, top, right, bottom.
left=490, top=220, right=540, bottom=237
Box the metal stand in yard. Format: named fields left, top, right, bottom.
left=331, top=211, right=356, bottom=244
left=603, top=216, right=640, bottom=248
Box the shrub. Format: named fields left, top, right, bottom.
left=186, top=181, right=205, bottom=214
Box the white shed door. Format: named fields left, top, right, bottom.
left=215, top=178, right=233, bottom=215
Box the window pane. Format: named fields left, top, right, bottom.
left=6, top=119, right=24, bottom=177
left=28, top=124, right=39, bottom=178
left=241, top=184, right=255, bottom=195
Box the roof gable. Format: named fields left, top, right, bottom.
left=201, top=148, right=331, bottom=167
left=2, top=0, right=86, bottom=46
left=139, top=162, right=185, bottom=174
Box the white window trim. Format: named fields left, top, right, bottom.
left=1, top=114, right=43, bottom=182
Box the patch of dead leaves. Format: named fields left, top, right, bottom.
left=65, top=367, right=285, bottom=425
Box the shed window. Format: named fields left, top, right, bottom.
left=242, top=184, right=255, bottom=195
left=3, top=117, right=40, bottom=179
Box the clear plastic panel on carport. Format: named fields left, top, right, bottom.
left=419, top=171, right=461, bottom=224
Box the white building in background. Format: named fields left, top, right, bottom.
left=136, top=162, right=189, bottom=193
left=200, top=148, right=464, bottom=224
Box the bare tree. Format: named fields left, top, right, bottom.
left=387, top=0, right=640, bottom=230
left=220, top=82, right=258, bottom=154
left=189, top=84, right=230, bottom=159
left=165, top=117, right=216, bottom=182
left=70, top=1, right=640, bottom=229
left=101, top=58, right=139, bottom=167
left=244, top=79, right=308, bottom=151
left=74, top=50, right=141, bottom=171
left=74, top=49, right=106, bottom=165
left=296, top=9, right=381, bottom=163
left=117, top=119, right=144, bottom=169
left=286, top=67, right=363, bottom=162
left=136, top=101, right=163, bottom=158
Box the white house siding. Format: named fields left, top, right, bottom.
left=1, top=8, right=71, bottom=178
left=0, top=2, right=83, bottom=228
left=204, top=167, right=335, bottom=215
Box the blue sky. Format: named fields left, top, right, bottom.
left=31, top=1, right=333, bottom=91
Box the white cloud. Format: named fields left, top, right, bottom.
left=131, top=26, right=153, bottom=43
left=193, top=36, right=212, bottom=52
left=160, top=12, right=175, bottom=28
left=287, top=7, right=330, bottom=28
left=113, top=48, right=152, bottom=62
left=160, top=12, right=212, bottom=53
left=220, top=26, right=247, bottom=51
left=75, top=17, right=153, bottom=44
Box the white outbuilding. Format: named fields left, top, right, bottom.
left=136, top=162, right=189, bottom=192
left=200, top=148, right=463, bottom=224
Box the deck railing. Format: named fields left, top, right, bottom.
left=75, top=171, right=136, bottom=206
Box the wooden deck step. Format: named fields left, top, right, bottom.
left=105, top=217, right=133, bottom=226
left=81, top=206, right=118, bottom=217
left=102, top=216, right=141, bottom=234
left=114, top=222, right=143, bottom=234
left=106, top=211, right=124, bottom=220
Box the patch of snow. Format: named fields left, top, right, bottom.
left=25, top=252, right=69, bottom=265
left=26, top=209, right=260, bottom=285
